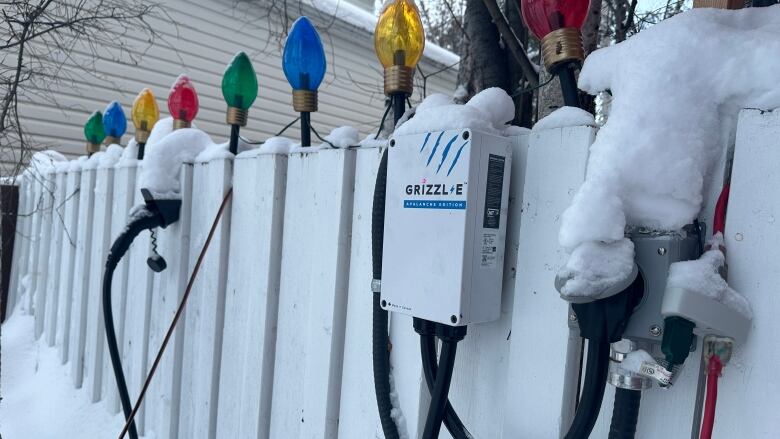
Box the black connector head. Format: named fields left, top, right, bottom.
left=661, top=316, right=695, bottom=367
left=572, top=272, right=644, bottom=343
left=141, top=188, right=182, bottom=229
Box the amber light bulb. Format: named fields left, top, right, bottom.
left=374, top=0, right=425, bottom=97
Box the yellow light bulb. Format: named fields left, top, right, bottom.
left=374, top=0, right=425, bottom=69
left=131, top=88, right=160, bottom=135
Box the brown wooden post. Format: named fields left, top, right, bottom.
left=1, top=184, right=19, bottom=322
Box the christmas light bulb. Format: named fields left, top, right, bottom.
left=283, top=17, right=327, bottom=91
left=374, top=0, right=425, bottom=69
left=221, top=52, right=258, bottom=110
left=131, top=88, right=159, bottom=142
left=520, top=0, right=590, bottom=40
left=102, top=101, right=127, bottom=140
left=84, top=111, right=106, bottom=152
left=168, top=75, right=199, bottom=130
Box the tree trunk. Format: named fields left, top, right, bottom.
left=456, top=0, right=510, bottom=102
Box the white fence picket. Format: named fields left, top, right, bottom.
left=69, top=167, right=96, bottom=388
left=25, top=177, right=45, bottom=314
left=268, top=149, right=356, bottom=439
left=502, top=126, right=595, bottom=437
left=337, top=146, right=385, bottom=438
left=102, top=164, right=138, bottom=414
left=56, top=169, right=82, bottom=364
left=178, top=159, right=233, bottom=439
left=144, top=164, right=193, bottom=439
left=43, top=171, right=67, bottom=346
left=33, top=170, right=57, bottom=338
left=215, top=154, right=288, bottom=439
left=83, top=166, right=115, bottom=402
left=122, top=164, right=155, bottom=435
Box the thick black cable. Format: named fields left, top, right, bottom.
left=423, top=340, right=459, bottom=439
left=103, top=210, right=163, bottom=439
left=421, top=334, right=472, bottom=439
left=564, top=339, right=611, bottom=439
left=371, top=148, right=398, bottom=439
left=608, top=388, right=642, bottom=439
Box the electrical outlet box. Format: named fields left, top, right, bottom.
left=621, top=227, right=702, bottom=343
left=381, top=129, right=512, bottom=326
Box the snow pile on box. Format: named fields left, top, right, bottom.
left=395, top=88, right=519, bottom=136
left=139, top=117, right=216, bottom=198
left=558, top=6, right=780, bottom=300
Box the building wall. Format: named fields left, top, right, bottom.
left=10, top=0, right=458, bottom=171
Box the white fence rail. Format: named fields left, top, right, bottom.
left=6, top=110, right=779, bottom=439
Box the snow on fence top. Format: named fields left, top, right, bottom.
left=394, top=88, right=520, bottom=136
left=557, top=6, right=780, bottom=300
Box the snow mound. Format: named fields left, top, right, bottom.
left=68, top=156, right=88, bottom=172
left=666, top=234, right=752, bottom=319
left=533, top=107, right=595, bottom=132
left=27, top=150, right=66, bottom=175
left=557, top=238, right=636, bottom=302
left=146, top=117, right=175, bottom=146
left=325, top=126, right=360, bottom=148
left=237, top=137, right=295, bottom=158
left=558, top=6, right=780, bottom=300
left=140, top=128, right=217, bottom=198
left=395, top=88, right=516, bottom=136
left=116, top=139, right=140, bottom=168
left=0, top=313, right=127, bottom=438
left=82, top=151, right=105, bottom=170
left=98, top=144, right=124, bottom=169
left=196, top=142, right=232, bottom=163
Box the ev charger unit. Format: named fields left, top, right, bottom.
left=381, top=129, right=512, bottom=326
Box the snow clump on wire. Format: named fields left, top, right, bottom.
left=557, top=6, right=780, bottom=301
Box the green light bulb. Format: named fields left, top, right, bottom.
left=221, top=52, right=258, bottom=110
left=84, top=111, right=106, bottom=145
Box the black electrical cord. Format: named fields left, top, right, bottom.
left=423, top=338, right=459, bottom=439
left=420, top=333, right=472, bottom=439
left=103, top=209, right=164, bottom=439
left=564, top=339, right=610, bottom=439
left=608, top=388, right=642, bottom=439
left=563, top=273, right=644, bottom=439
left=371, top=146, right=398, bottom=439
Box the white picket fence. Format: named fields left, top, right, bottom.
left=6, top=109, right=780, bottom=439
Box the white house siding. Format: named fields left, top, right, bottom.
left=10, top=0, right=458, bottom=172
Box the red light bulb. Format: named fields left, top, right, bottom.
left=168, top=74, right=199, bottom=126
left=520, top=0, right=590, bottom=40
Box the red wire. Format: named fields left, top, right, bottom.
left=712, top=184, right=731, bottom=236
left=700, top=355, right=723, bottom=439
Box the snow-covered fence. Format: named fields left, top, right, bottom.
left=6, top=108, right=779, bottom=439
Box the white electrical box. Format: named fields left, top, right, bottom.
left=381, top=129, right=512, bottom=326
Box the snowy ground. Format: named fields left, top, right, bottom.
left=0, top=311, right=129, bottom=439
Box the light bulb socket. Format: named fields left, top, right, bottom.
left=172, top=119, right=191, bottom=130
left=292, top=90, right=318, bottom=113
left=86, top=142, right=101, bottom=155
left=135, top=130, right=151, bottom=144
left=104, top=136, right=121, bottom=146
left=384, top=65, right=414, bottom=96
left=541, top=28, right=585, bottom=72
left=226, top=106, right=249, bottom=127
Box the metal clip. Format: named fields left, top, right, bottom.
left=371, top=279, right=382, bottom=293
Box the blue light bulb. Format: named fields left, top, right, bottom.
left=282, top=17, right=327, bottom=91
left=103, top=101, right=127, bottom=138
